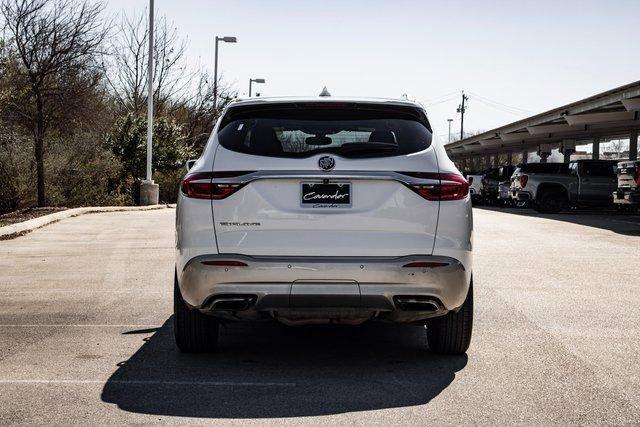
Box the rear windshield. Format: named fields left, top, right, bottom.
left=484, top=168, right=500, bottom=179
left=217, top=103, right=432, bottom=158
left=498, top=166, right=516, bottom=179
left=484, top=166, right=515, bottom=180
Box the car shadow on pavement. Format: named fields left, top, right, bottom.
left=101, top=317, right=467, bottom=419
left=475, top=205, right=640, bottom=235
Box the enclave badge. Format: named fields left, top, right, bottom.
left=318, top=156, right=335, bottom=171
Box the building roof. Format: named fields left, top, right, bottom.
left=445, top=80, right=640, bottom=159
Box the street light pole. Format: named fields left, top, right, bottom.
left=213, top=37, right=218, bottom=108
left=447, top=118, right=453, bottom=143
left=146, top=0, right=154, bottom=182
left=248, top=78, right=266, bottom=97
left=140, top=0, right=159, bottom=205
left=213, top=36, right=237, bottom=110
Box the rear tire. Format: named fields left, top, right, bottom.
left=534, top=191, right=566, bottom=213
left=426, top=279, right=473, bottom=355
left=174, top=272, right=219, bottom=353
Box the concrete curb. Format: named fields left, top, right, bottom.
left=0, top=205, right=173, bottom=240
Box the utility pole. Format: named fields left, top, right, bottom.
left=457, top=91, right=468, bottom=140
left=447, top=118, right=453, bottom=143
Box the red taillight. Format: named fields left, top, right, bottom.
left=519, top=174, right=528, bottom=188
left=438, top=173, right=470, bottom=200
left=201, top=260, right=248, bottom=267
left=181, top=172, right=252, bottom=199
left=400, top=172, right=469, bottom=201
left=181, top=172, right=214, bottom=199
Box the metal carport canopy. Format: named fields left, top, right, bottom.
left=445, top=80, right=640, bottom=160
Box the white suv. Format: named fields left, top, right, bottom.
left=175, top=97, right=473, bottom=354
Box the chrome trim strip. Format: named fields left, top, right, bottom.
left=210, top=170, right=440, bottom=185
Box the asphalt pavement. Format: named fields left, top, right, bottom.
left=1, top=207, right=639, bottom=425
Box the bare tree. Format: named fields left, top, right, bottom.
left=171, top=69, right=237, bottom=151
left=106, top=11, right=241, bottom=154
left=608, top=139, right=628, bottom=159
left=1, top=0, right=109, bottom=206
left=105, top=11, right=192, bottom=115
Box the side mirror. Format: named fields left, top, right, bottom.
left=185, top=159, right=196, bottom=172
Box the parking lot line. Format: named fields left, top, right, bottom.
left=0, top=324, right=164, bottom=328
left=0, top=379, right=296, bottom=386
left=0, top=290, right=171, bottom=294
left=612, top=219, right=640, bottom=226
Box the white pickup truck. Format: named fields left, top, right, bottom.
left=614, top=160, right=640, bottom=210
left=510, top=160, right=617, bottom=213
left=465, top=171, right=485, bottom=204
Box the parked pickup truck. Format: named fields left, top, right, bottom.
left=613, top=160, right=640, bottom=210
left=510, top=160, right=617, bottom=213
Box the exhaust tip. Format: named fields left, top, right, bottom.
left=393, top=296, right=441, bottom=312
left=207, top=295, right=256, bottom=311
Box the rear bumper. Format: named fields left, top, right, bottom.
left=498, top=191, right=511, bottom=200
left=613, top=190, right=640, bottom=205
left=481, top=189, right=498, bottom=198
left=511, top=189, right=532, bottom=201
left=178, top=254, right=470, bottom=323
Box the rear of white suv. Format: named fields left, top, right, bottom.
left=175, top=97, right=473, bottom=354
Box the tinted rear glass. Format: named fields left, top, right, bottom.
left=217, top=103, right=432, bottom=158
left=498, top=166, right=516, bottom=179
left=484, top=168, right=500, bottom=179
left=581, top=161, right=616, bottom=177
left=519, top=163, right=569, bottom=174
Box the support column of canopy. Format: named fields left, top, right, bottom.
left=538, top=144, right=552, bottom=163
left=592, top=137, right=600, bottom=160
left=561, top=139, right=576, bottom=163
left=630, top=130, right=638, bottom=160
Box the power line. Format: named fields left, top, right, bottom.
left=425, top=95, right=458, bottom=106
left=466, top=91, right=533, bottom=115
left=471, top=97, right=530, bottom=116
left=423, top=90, right=461, bottom=104
left=467, top=91, right=532, bottom=112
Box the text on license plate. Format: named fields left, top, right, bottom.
left=301, top=182, right=351, bottom=207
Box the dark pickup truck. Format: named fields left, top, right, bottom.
left=510, top=160, right=617, bottom=213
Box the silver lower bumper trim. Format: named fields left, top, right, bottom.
left=178, top=254, right=470, bottom=323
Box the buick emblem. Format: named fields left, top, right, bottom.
left=318, top=156, right=335, bottom=171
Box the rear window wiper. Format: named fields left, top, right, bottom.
left=336, top=142, right=398, bottom=155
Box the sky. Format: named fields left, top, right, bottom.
left=104, top=0, right=640, bottom=141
